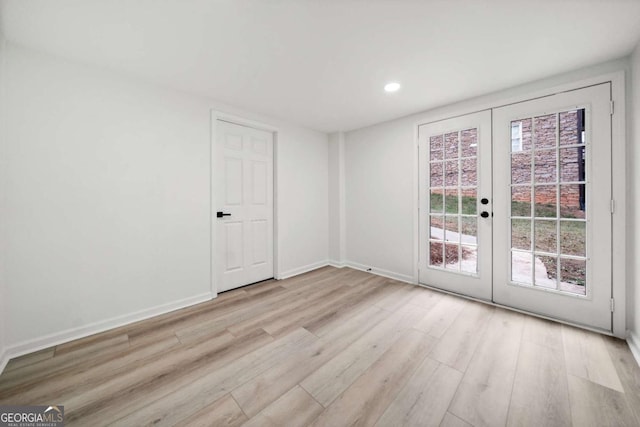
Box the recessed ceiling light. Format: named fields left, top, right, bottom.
left=384, top=82, right=401, bottom=93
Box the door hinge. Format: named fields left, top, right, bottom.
left=610, top=199, right=615, bottom=214
left=610, top=298, right=615, bottom=312
left=610, top=100, right=614, bottom=115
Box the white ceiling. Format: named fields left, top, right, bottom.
left=2, top=0, right=640, bottom=133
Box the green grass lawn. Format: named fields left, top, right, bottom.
left=430, top=192, right=586, bottom=285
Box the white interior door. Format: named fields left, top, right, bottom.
left=493, top=83, right=612, bottom=331
left=418, top=110, right=492, bottom=301
left=215, top=120, right=274, bottom=293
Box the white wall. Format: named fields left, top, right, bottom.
left=342, top=57, right=631, bottom=332
left=629, top=42, right=640, bottom=359
left=276, top=123, right=329, bottom=277
left=328, top=132, right=345, bottom=265
left=344, top=119, right=416, bottom=281
left=0, top=34, right=7, bottom=370
left=0, top=42, right=328, bottom=357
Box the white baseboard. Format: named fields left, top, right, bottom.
left=277, top=260, right=331, bottom=280
left=628, top=330, right=640, bottom=367
left=328, top=260, right=346, bottom=268
left=344, top=261, right=415, bottom=284
left=1, top=291, right=214, bottom=374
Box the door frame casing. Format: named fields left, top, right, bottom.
left=210, top=110, right=279, bottom=297
left=412, top=70, right=626, bottom=338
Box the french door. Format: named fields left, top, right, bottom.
left=419, top=83, right=613, bottom=331
left=418, top=110, right=493, bottom=301
left=215, top=120, right=274, bottom=293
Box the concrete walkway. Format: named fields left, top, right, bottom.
left=432, top=227, right=586, bottom=295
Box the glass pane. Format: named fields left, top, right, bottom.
left=521, top=118, right=533, bottom=150
left=534, top=114, right=557, bottom=149
left=559, top=258, right=586, bottom=295
left=430, top=190, right=443, bottom=213
left=461, top=158, right=477, bottom=186
left=511, top=186, right=531, bottom=217
left=511, top=251, right=532, bottom=285
left=430, top=134, right=444, bottom=161
left=560, top=184, right=586, bottom=218
left=559, top=110, right=582, bottom=146
left=461, top=189, right=477, bottom=215
left=430, top=241, right=444, bottom=267
left=430, top=216, right=444, bottom=240
left=445, top=243, right=459, bottom=270
left=460, top=128, right=477, bottom=157
left=461, top=245, right=477, bottom=274
left=535, top=255, right=558, bottom=289
left=534, top=186, right=557, bottom=218
left=430, top=162, right=443, bottom=187
left=560, top=221, right=586, bottom=257
left=461, top=217, right=477, bottom=242
left=534, top=149, right=557, bottom=183
left=560, top=146, right=585, bottom=183
left=535, top=220, right=557, bottom=253
left=445, top=216, right=459, bottom=242
left=445, top=132, right=459, bottom=159
left=444, top=188, right=459, bottom=214
left=511, top=219, right=531, bottom=250
left=511, top=152, right=532, bottom=184
left=445, top=160, right=458, bottom=186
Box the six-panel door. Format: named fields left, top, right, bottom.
left=216, top=120, right=274, bottom=292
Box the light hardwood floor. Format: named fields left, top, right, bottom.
left=1, top=267, right=639, bottom=426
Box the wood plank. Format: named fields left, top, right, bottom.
left=300, top=304, right=428, bottom=407
left=109, top=328, right=319, bottom=426
left=448, top=309, right=524, bottom=427
left=262, top=275, right=386, bottom=338
left=375, top=359, right=462, bottom=427
left=303, top=277, right=392, bottom=337
left=2, top=268, right=639, bottom=426
left=413, top=293, right=466, bottom=338
left=231, top=304, right=392, bottom=417
left=507, top=340, right=571, bottom=427
left=278, top=266, right=351, bottom=290
left=225, top=274, right=353, bottom=337
left=1, top=336, right=181, bottom=405
left=241, top=386, right=323, bottom=427
left=0, top=335, right=131, bottom=396
left=3, top=347, right=55, bottom=372
left=429, top=301, right=494, bottom=372
left=567, top=374, right=637, bottom=427
left=64, top=328, right=272, bottom=425
left=521, top=314, right=563, bottom=350
left=54, top=332, right=129, bottom=357
left=373, top=282, right=419, bottom=312
left=439, top=412, right=473, bottom=427
left=604, top=336, right=640, bottom=425
left=562, top=325, right=624, bottom=392
left=406, top=286, right=443, bottom=310
left=310, top=329, right=435, bottom=427
left=176, top=394, right=247, bottom=427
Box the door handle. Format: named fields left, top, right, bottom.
left=216, top=212, right=231, bottom=218
left=480, top=211, right=490, bottom=218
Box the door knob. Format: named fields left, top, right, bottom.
left=481, top=198, right=489, bottom=205
left=480, top=211, right=490, bottom=218
left=216, top=212, right=231, bottom=218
